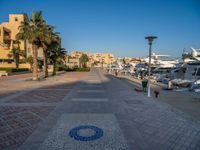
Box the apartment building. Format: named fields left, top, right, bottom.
left=66, top=51, right=115, bottom=68
left=0, top=14, right=42, bottom=68
left=70, top=51, right=85, bottom=59
left=65, top=55, right=80, bottom=68
left=123, top=57, right=141, bottom=64
left=87, top=53, right=115, bottom=66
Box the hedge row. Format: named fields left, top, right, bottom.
left=75, top=68, right=90, bottom=72
left=56, top=66, right=90, bottom=72
left=0, top=68, right=29, bottom=73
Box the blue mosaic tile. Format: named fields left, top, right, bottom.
left=69, top=125, right=103, bottom=141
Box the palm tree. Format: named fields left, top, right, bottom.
left=39, top=26, right=59, bottom=78
left=25, top=55, right=33, bottom=70
left=80, top=54, right=89, bottom=68
left=16, top=12, right=46, bottom=80
left=8, top=40, right=25, bottom=68
left=47, top=41, right=66, bottom=76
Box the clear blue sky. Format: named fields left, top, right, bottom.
left=0, top=0, right=200, bottom=58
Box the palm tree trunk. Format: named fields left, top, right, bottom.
left=16, top=55, right=19, bottom=69
left=16, top=61, right=19, bottom=68
left=52, top=61, right=56, bottom=76
left=32, top=44, right=38, bottom=80
left=43, top=48, right=48, bottom=78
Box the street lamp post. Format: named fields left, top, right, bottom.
left=145, top=36, right=157, bottom=97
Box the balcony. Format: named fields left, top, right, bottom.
left=3, top=35, right=11, bottom=40
left=3, top=40, right=11, bottom=49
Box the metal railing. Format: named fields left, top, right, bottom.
left=0, top=41, right=10, bottom=49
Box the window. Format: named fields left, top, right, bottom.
left=15, top=17, right=18, bottom=21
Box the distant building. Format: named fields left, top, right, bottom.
left=0, top=14, right=42, bottom=68
left=122, top=57, right=141, bottom=64
left=65, top=55, right=80, bottom=68
left=130, top=58, right=141, bottom=64
left=94, top=53, right=115, bottom=64
left=66, top=51, right=115, bottom=68
left=70, top=51, right=85, bottom=59
left=123, top=57, right=132, bottom=64
left=116, top=57, right=123, bottom=62
left=87, top=52, right=115, bottom=67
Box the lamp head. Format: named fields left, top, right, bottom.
left=145, top=36, right=157, bottom=45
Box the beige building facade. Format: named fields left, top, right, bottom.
left=65, top=51, right=91, bottom=68
left=65, top=55, right=80, bottom=68
left=123, top=57, right=141, bottom=64
left=66, top=51, right=115, bottom=68
left=93, top=53, right=115, bottom=64
left=0, top=14, right=42, bottom=68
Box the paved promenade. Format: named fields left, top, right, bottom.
left=118, top=74, right=200, bottom=121
left=0, top=72, right=88, bottom=150
left=1, top=68, right=200, bottom=150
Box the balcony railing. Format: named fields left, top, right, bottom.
left=3, top=35, right=11, bottom=40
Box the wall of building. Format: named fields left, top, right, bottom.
left=0, top=14, right=26, bottom=61
left=0, top=63, right=30, bottom=68
left=66, top=51, right=115, bottom=67
left=0, top=14, right=43, bottom=68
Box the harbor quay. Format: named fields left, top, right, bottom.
left=0, top=68, right=200, bottom=150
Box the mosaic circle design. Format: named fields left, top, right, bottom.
left=69, top=125, right=103, bottom=141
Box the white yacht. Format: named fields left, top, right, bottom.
left=143, top=53, right=179, bottom=68
left=182, top=47, right=200, bottom=63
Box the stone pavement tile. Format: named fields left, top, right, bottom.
left=4, top=68, right=199, bottom=150
left=37, top=82, right=75, bottom=90
left=0, top=72, right=88, bottom=150
left=0, top=106, right=54, bottom=150
left=117, top=119, right=147, bottom=150
left=77, top=89, right=105, bottom=93
left=0, top=102, right=57, bottom=107
left=62, top=101, right=112, bottom=113
left=105, top=75, right=200, bottom=149
left=0, top=128, right=34, bottom=150
left=132, top=109, right=200, bottom=149
left=71, top=98, right=108, bottom=102
left=80, top=84, right=103, bottom=88
left=0, top=91, right=19, bottom=99
left=6, top=90, right=69, bottom=103
left=75, top=92, right=106, bottom=98
left=60, top=72, right=89, bottom=79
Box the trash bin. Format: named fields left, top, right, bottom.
left=142, top=80, right=148, bottom=92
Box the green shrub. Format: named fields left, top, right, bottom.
left=56, top=66, right=63, bottom=71
left=0, top=68, right=29, bottom=73
left=75, top=68, right=90, bottom=72
left=65, top=68, right=76, bottom=72
left=56, top=66, right=77, bottom=72
left=56, top=65, right=67, bottom=71
left=55, top=66, right=90, bottom=72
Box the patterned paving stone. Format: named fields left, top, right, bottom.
left=38, top=82, right=75, bottom=90
left=2, top=69, right=200, bottom=150
left=0, top=91, right=19, bottom=99
left=0, top=106, right=54, bottom=150
left=0, top=72, right=88, bottom=150
left=72, top=98, right=108, bottom=102
left=6, top=90, right=69, bottom=103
